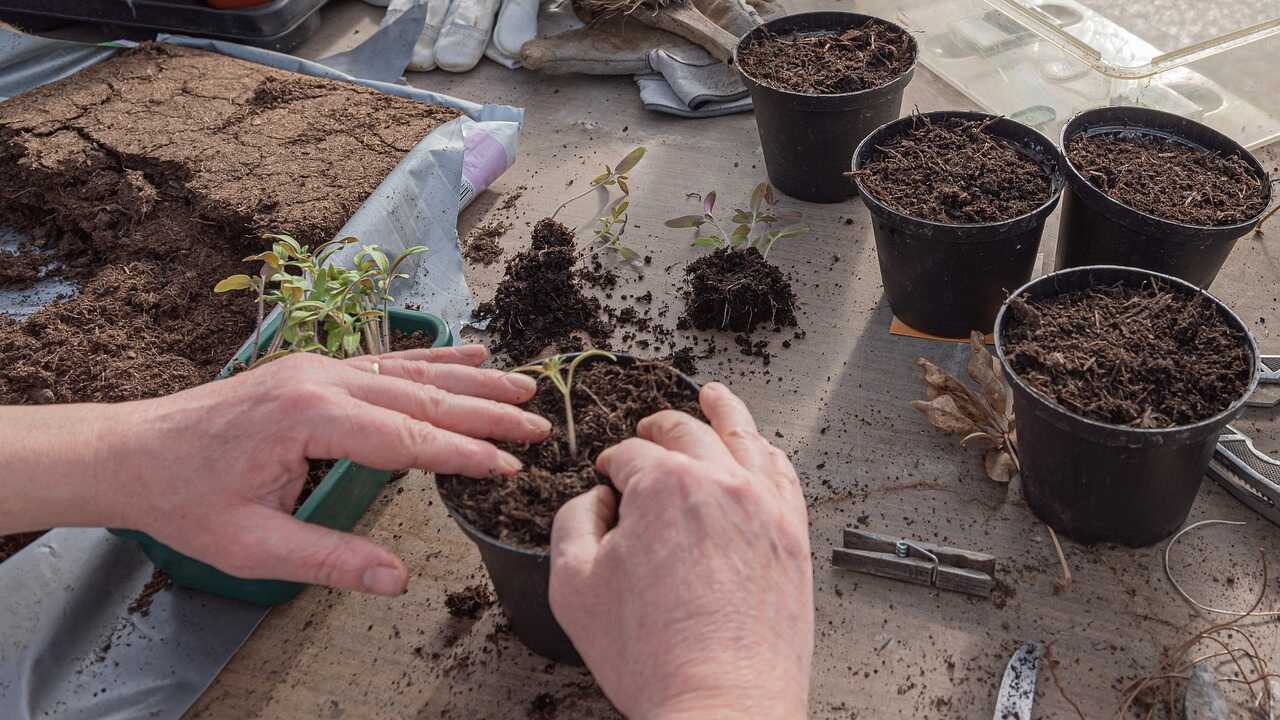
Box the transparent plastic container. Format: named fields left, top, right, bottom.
left=860, top=0, right=1280, bottom=149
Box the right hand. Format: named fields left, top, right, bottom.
left=549, top=382, right=813, bottom=719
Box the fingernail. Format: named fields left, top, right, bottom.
left=505, top=373, right=537, bottom=394
left=497, top=451, right=522, bottom=474
left=361, top=564, right=406, bottom=596
left=524, top=413, right=552, bottom=435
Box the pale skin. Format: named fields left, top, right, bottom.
left=0, top=346, right=814, bottom=716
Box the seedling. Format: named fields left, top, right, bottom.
left=592, top=199, right=641, bottom=265
left=665, top=182, right=807, bottom=259
left=214, top=233, right=427, bottom=365
left=511, top=350, right=618, bottom=459
left=551, top=147, right=646, bottom=220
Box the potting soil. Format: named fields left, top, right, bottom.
left=736, top=19, right=915, bottom=95
left=437, top=360, right=700, bottom=548
left=1066, top=133, right=1267, bottom=226
left=679, top=247, right=798, bottom=333
left=855, top=116, right=1053, bottom=224
left=1003, top=280, right=1251, bottom=428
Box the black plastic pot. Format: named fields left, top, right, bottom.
left=436, top=352, right=701, bottom=664
left=1056, top=107, right=1271, bottom=288
left=851, top=111, right=1066, bottom=338
left=994, top=265, right=1259, bottom=547
left=735, top=12, right=917, bottom=203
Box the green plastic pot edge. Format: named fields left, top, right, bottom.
left=109, top=307, right=453, bottom=606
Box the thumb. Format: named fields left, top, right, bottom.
left=228, top=505, right=409, bottom=596
left=550, top=485, right=616, bottom=575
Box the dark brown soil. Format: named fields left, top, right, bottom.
left=127, top=568, right=173, bottom=616
left=0, top=530, right=44, bottom=564
left=444, top=583, right=494, bottom=618
left=1066, top=133, right=1267, bottom=226
left=0, top=249, right=46, bottom=288
left=737, top=19, right=915, bottom=95
left=437, top=359, right=700, bottom=548
left=855, top=116, right=1054, bottom=224
left=389, top=329, right=436, bottom=352
left=462, top=220, right=509, bottom=266
left=679, top=247, right=797, bottom=333
left=1002, top=280, right=1251, bottom=428
left=472, top=218, right=613, bottom=363
left=0, top=44, right=457, bottom=407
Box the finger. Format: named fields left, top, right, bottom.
left=636, top=410, right=735, bottom=465
left=226, top=505, right=408, bottom=596
left=700, top=382, right=771, bottom=474
left=595, top=437, right=674, bottom=495
left=347, top=343, right=488, bottom=368
left=551, top=485, right=616, bottom=569
left=306, top=398, right=522, bottom=477
left=338, top=367, right=550, bottom=444
left=350, top=357, right=537, bottom=404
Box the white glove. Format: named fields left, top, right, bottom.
left=378, top=0, right=539, bottom=72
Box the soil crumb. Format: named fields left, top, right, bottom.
left=1003, top=279, right=1251, bottom=428
left=855, top=115, right=1054, bottom=224
left=679, top=247, right=797, bottom=333
left=0, top=249, right=46, bottom=288
left=1066, top=133, right=1266, bottom=226
left=463, top=220, right=509, bottom=266
left=737, top=19, right=915, bottom=95
left=438, top=359, right=700, bottom=548
left=529, top=692, right=560, bottom=720
left=127, top=568, right=173, bottom=616
left=445, top=583, right=495, bottom=618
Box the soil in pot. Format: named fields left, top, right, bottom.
left=437, top=359, right=700, bottom=548
left=854, top=116, right=1053, bottom=224
left=1065, top=133, right=1268, bottom=226
left=736, top=18, right=915, bottom=95
left=1002, top=279, right=1251, bottom=428
left=678, top=247, right=798, bottom=333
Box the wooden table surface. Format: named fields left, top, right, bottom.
left=189, top=2, right=1280, bottom=717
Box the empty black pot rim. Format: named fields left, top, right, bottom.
left=993, top=264, right=1260, bottom=436
left=1060, top=106, right=1272, bottom=233
left=733, top=11, right=918, bottom=101
left=851, top=110, right=1066, bottom=233
left=436, top=351, right=702, bottom=558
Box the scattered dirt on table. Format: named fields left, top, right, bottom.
left=528, top=692, right=560, bottom=719
left=127, top=568, right=173, bottom=616
left=444, top=583, right=495, bottom=618
left=854, top=116, right=1054, bottom=224
left=737, top=19, right=915, bottom=95
left=1002, top=279, right=1251, bottom=428
left=1066, top=132, right=1267, bottom=226
left=472, top=218, right=612, bottom=363
left=437, top=359, right=700, bottom=548
left=463, top=220, right=509, bottom=266
left=679, top=247, right=797, bottom=333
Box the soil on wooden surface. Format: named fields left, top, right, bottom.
left=1003, top=280, right=1251, bottom=428
left=855, top=116, right=1054, bottom=224
left=437, top=359, right=700, bottom=548
left=1066, top=133, right=1267, bottom=226
left=737, top=19, right=915, bottom=95
left=445, top=583, right=495, bottom=618
left=462, top=220, right=509, bottom=266
left=678, top=247, right=797, bottom=333
left=0, top=44, right=456, bottom=406
left=472, top=218, right=613, bottom=363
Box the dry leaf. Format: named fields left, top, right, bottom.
left=984, top=448, right=1018, bottom=484
left=967, top=331, right=1012, bottom=424
left=911, top=396, right=978, bottom=435
left=960, top=431, right=1000, bottom=450
left=916, top=358, right=994, bottom=431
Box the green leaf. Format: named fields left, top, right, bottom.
left=214, top=275, right=255, bottom=293
left=613, top=200, right=629, bottom=218
left=665, top=215, right=705, bottom=228
left=731, top=210, right=753, bottom=224
left=693, top=236, right=722, bottom=248
left=614, top=147, right=646, bottom=174
left=590, top=170, right=611, bottom=187
left=731, top=224, right=751, bottom=244
left=616, top=246, right=639, bottom=261
left=342, top=332, right=361, bottom=357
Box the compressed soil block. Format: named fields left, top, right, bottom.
left=678, top=247, right=798, bottom=333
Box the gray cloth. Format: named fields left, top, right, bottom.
left=637, top=45, right=751, bottom=117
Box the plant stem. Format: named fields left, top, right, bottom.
left=564, top=389, right=577, bottom=459
left=250, top=286, right=265, bottom=367
left=551, top=185, right=600, bottom=220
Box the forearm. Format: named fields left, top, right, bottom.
left=0, top=403, right=142, bottom=534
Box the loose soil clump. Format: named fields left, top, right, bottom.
left=1002, top=280, right=1251, bottom=428
left=737, top=19, right=915, bottom=95
left=437, top=360, right=699, bottom=548
left=0, top=531, right=45, bottom=564
left=445, top=583, right=495, bottom=618
left=1066, top=133, right=1267, bottom=226
left=855, top=116, right=1053, bottom=224
left=462, top=220, right=509, bottom=266
left=679, top=247, right=797, bottom=333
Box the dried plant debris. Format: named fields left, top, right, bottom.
left=912, top=332, right=1018, bottom=483
left=854, top=115, right=1053, bottom=224
left=463, top=220, right=509, bottom=265
left=1002, top=280, right=1251, bottom=428
left=737, top=19, right=915, bottom=95
left=444, top=583, right=495, bottom=619
left=1067, top=133, right=1267, bottom=226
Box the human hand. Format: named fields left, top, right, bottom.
left=110, top=345, right=547, bottom=596
left=378, top=0, right=538, bottom=72
left=549, top=382, right=813, bottom=719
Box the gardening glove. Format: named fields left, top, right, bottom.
left=376, top=0, right=539, bottom=72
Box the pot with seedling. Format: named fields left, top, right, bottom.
left=111, top=234, right=451, bottom=605
left=995, top=265, right=1258, bottom=547
left=851, top=111, right=1065, bottom=339
left=734, top=12, right=917, bottom=203
left=435, top=350, right=701, bottom=662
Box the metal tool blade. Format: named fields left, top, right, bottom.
left=1209, top=426, right=1280, bottom=527
left=993, top=641, right=1042, bottom=720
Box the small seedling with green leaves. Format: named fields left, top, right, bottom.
left=549, top=147, right=647, bottom=266
left=214, top=233, right=427, bottom=366
left=665, top=182, right=807, bottom=259
left=552, top=147, right=646, bottom=220
left=511, top=350, right=618, bottom=459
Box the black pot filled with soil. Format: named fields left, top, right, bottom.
left=436, top=352, right=701, bottom=663
left=995, top=265, right=1258, bottom=547
left=734, top=12, right=917, bottom=203
left=851, top=111, right=1065, bottom=338
left=1056, top=107, right=1271, bottom=288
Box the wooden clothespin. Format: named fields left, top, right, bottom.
left=832, top=528, right=997, bottom=598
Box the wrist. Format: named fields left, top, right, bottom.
left=643, top=688, right=806, bottom=720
